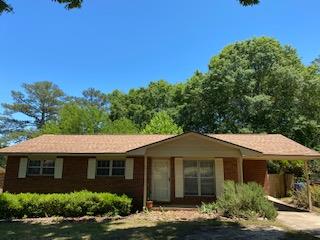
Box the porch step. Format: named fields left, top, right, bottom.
left=151, top=205, right=198, bottom=211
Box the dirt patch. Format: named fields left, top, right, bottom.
left=0, top=211, right=317, bottom=240
left=129, top=209, right=218, bottom=222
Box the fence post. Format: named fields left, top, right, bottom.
left=304, top=160, right=312, bottom=211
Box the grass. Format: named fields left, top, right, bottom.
left=0, top=213, right=318, bottom=240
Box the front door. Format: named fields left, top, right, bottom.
left=152, top=159, right=170, bottom=202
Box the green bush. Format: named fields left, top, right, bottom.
left=0, top=191, right=132, bottom=219
left=199, top=202, right=218, bottom=214
left=292, top=185, right=320, bottom=208
left=200, top=181, right=278, bottom=220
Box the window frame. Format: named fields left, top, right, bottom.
left=27, top=159, right=55, bottom=177
left=96, top=160, right=125, bottom=177
left=183, top=160, right=215, bottom=197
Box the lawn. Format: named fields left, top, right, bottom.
left=0, top=211, right=317, bottom=240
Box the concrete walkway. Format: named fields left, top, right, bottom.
left=268, top=196, right=320, bottom=237
left=277, top=211, right=320, bottom=237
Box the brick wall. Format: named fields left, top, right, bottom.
left=4, top=156, right=269, bottom=208
left=243, top=159, right=269, bottom=192
left=4, top=156, right=144, bottom=209
left=223, top=158, right=238, bottom=182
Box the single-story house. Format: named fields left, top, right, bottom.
left=0, top=132, right=319, bottom=209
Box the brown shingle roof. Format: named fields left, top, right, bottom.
left=0, top=133, right=319, bottom=157
left=210, top=134, right=320, bottom=156
left=0, top=134, right=173, bottom=154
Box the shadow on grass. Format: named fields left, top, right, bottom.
left=0, top=218, right=317, bottom=240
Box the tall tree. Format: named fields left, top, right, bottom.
left=42, top=102, right=111, bottom=134
left=175, top=71, right=207, bottom=131
left=312, top=56, right=320, bottom=74
left=0, top=81, right=65, bottom=143
left=42, top=104, right=139, bottom=135
left=76, top=88, right=109, bottom=110
left=142, top=111, right=183, bottom=134
left=109, top=80, right=178, bottom=128
left=201, top=37, right=306, bottom=134
left=103, top=118, right=139, bottom=134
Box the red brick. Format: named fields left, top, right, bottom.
left=243, top=159, right=269, bottom=192
left=223, top=158, right=239, bottom=182
left=4, top=156, right=144, bottom=209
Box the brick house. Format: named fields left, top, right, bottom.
left=0, top=132, right=319, bottom=209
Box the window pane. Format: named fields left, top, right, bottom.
left=184, top=161, right=197, bottom=177
left=97, top=168, right=109, bottom=176
left=43, top=160, right=55, bottom=167
left=201, top=178, right=215, bottom=195
left=112, top=168, right=125, bottom=176
left=27, top=167, right=40, bottom=175
left=112, top=160, right=125, bottom=168
left=98, top=160, right=110, bottom=168
left=200, top=161, right=214, bottom=177
left=184, top=178, right=198, bottom=195
left=42, top=168, right=54, bottom=175
left=28, top=160, right=41, bottom=167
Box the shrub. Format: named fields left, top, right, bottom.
left=292, top=185, right=320, bottom=208
left=199, top=202, right=218, bottom=214
left=200, top=181, right=278, bottom=220
left=0, top=191, right=132, bottom=219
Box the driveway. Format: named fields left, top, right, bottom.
left=277, top=211, right=320, bottom=237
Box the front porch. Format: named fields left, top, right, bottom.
left=125, top=132, right=319, bottom=210
left=143, top=156, right=270, bottom=209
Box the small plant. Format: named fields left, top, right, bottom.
left=200, top=181, right=278, bottom=220
left=0, top=191, right=132, bottom=219
left=146, top=190, right=153, bottom=209
left=199, top=202, right=218, bottom=214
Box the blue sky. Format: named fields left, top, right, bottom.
left=1, top=0, right=319, bottom=108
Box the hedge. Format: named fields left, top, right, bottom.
left=0, top=191, right=132, bottom=219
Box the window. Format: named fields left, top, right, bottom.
left=96, top=160, right=125, bottom=176
left=184, top=160, right=215, bottom=196
left=27, top=160, right=55, bottom=176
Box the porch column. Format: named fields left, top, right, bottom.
left=143, top=154, right=148, bottom=209
left=237, top=157, right=243, bottom=183
left=304, top=160, right=312, bottom=211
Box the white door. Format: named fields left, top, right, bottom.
left=152, top=159, right=170, bottom=202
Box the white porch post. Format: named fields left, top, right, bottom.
left=143, top=154, right=148, bottom=209
left=237, top=157, right=243, bottom=183
left=304, top=160, right=312, bottom=211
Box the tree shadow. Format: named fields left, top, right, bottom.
left=0, top=218, right=317, bottom=240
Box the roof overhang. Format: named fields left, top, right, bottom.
left=127, top=132, right=263, bottom=157
left=244, top=154, right=320, bottom=161
left=0, top=152, right=126, bottom=157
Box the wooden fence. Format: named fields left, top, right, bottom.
left=268, top=174, right=294, bottom=198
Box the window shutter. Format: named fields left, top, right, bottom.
left=215, top=158, right=224, bottom=198
left=18, top=157, right=28, bottom=178
left=175, top=157, right=184, bottom=198
left=125, top=158, right=134, bottom=180
left=54, top=158, right=63, bottom=179
left=87, top=158, right=96, bottom=179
